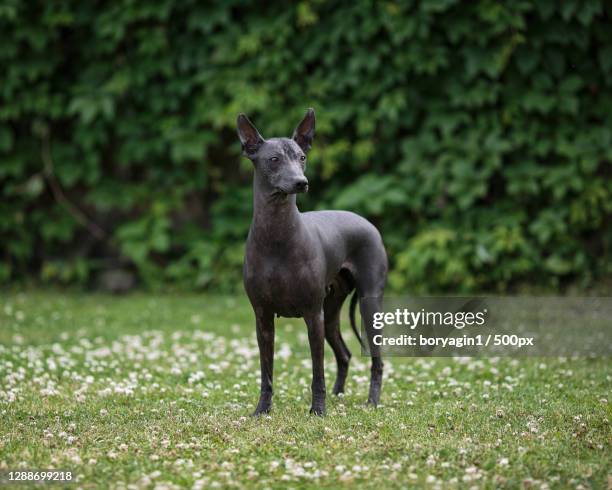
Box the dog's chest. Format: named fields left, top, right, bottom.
left=244, top=255, right=322, bottom=316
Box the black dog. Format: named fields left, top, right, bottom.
left=237, top=109, right=387, bottom=415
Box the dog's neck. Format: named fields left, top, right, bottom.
left=250, top=174, right=302, bottom=247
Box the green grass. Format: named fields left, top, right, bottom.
left=0, top=291, right=610, bottom=489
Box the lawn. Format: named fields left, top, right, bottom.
left=0, top=291, right=610, bottom=489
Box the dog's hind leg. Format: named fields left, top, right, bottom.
left=359, top=295, right=384, bottom=406
left=323, top=271, right=354, bottom=395
left=324, top=313, right=351, bottom=395
left=353, top=246, right=387, bottom=407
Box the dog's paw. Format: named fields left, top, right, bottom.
left=309, top=406, right=326, bottom=416
left=332, top=384, right=345, bottom=396
left=365, top=398, right=379, bottom=408
left=252, top=404, right=272, bottom=416
left=252, top=409, right=271, bottom=417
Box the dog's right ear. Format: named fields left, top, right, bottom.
left=237, top=114, right=264, bottom=157
left=292, top=108, right=315, bottom=153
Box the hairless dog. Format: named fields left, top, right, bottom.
left=237, top=108, right=387, bottom=416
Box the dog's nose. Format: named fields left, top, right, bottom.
left=294, top=178, right=309, bottom=193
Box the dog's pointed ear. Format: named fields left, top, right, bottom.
left=292, top=108, right=315, bottom=152
left=237, top=113, right=265, bottom=156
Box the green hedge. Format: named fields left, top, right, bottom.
left=1, top=0, right=611, bottom=292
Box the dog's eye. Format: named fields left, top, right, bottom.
left=270, top=157, right=279, bottom=163
left=300, top=155, right=306, bottom=161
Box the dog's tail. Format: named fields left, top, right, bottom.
left=349, top=291, right=365, bottom=349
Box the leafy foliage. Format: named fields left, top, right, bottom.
left=1, top=0, right=610, bottom=292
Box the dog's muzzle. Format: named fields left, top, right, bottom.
left=293, top=179, right=309, bottom=193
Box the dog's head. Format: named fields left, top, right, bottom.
left=237, top=109, right=315, bottom=195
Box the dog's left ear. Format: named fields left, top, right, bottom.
left=292, top=108, right=315, bottom=152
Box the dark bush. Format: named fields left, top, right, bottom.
left=1, top=0, right=610, bottom=292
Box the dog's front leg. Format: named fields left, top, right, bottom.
left=253, top=309, right=275, bottom=416
left=305, top=310, right=326, bottom=416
